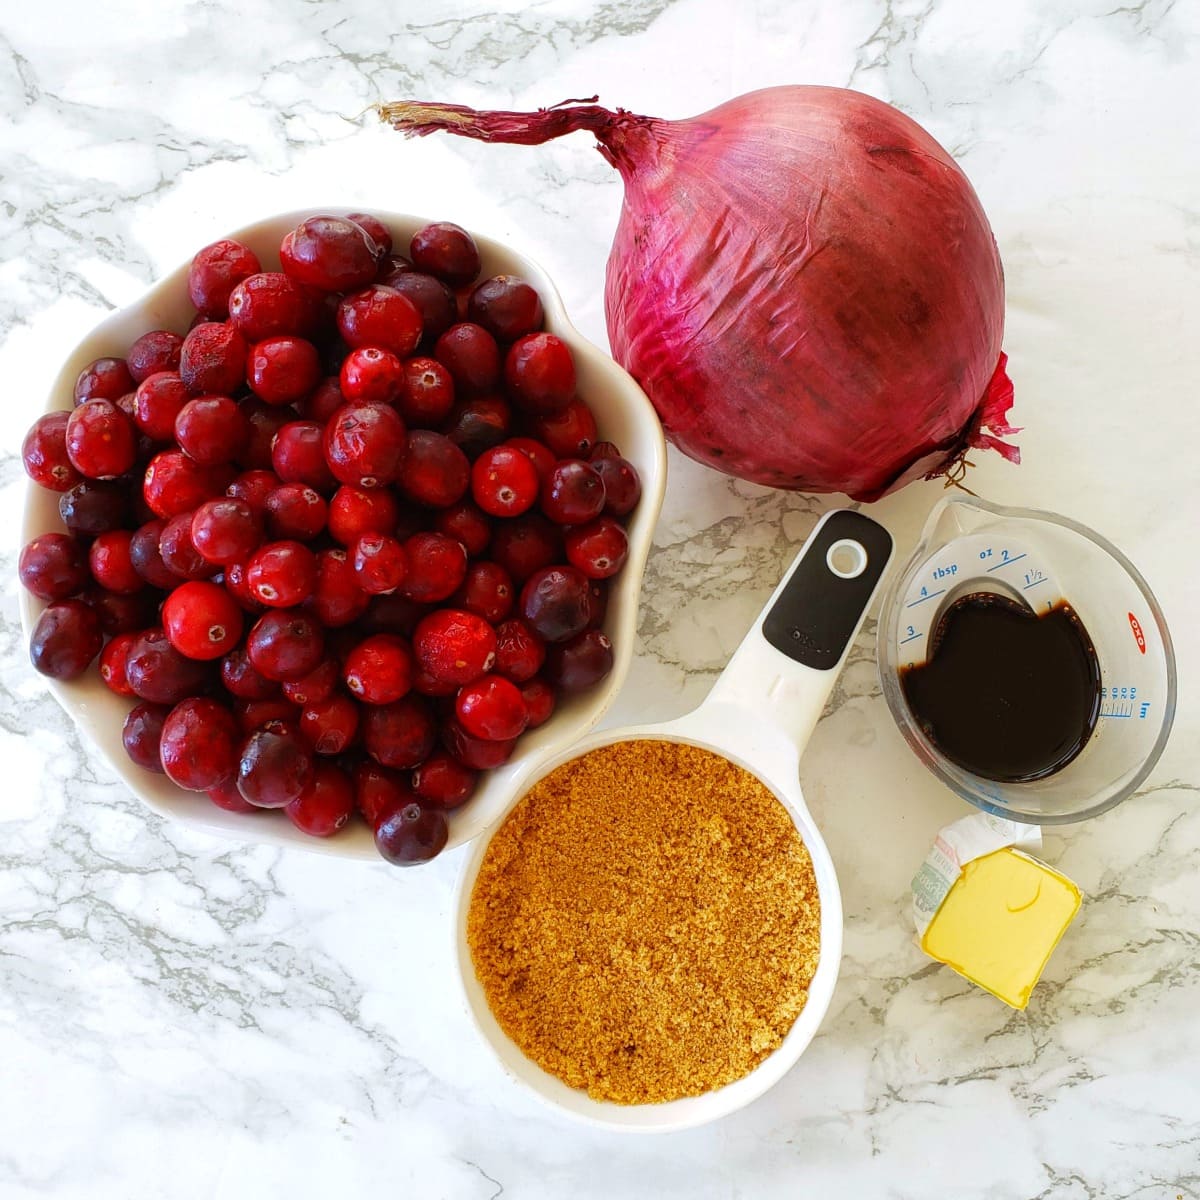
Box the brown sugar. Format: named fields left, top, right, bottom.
left=466, top=739, right=821, bottom=1105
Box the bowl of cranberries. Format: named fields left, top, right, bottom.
left=19, top=209, right=666, bottom=866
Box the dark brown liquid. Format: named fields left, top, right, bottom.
left=899, top=593, right=1101, bottom=782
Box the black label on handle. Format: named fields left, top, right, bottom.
left=762, top=511, right=893, bottom=670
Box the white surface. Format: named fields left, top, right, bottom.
left=1, top=2, right=1198, bottom=1198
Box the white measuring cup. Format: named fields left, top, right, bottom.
left=454, top=510, right=893, bottom=1132
left=877, top=495, right=1177, bottom=824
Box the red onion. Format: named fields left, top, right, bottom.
left=379, top=88, right=1018, bottom=501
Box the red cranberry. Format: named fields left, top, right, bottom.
left=324, top=403, right=407, bottom=488
left=123, top=701, right=170, bottom=772
left=174, top=395, right=249, bottom=465
left=188, top=239, right=262, bottom=319
left=352, top=532, right=408, bottom=595
left=488, top=513, right=562, bottom=583
left=281, top=657, right=339, bottom=707
left=401, top=531, right=467, bottom=603
left=143, top=450, right=229, bottom=518
left=344, top=633, right=413, bottom=705
left=74, top=357, right=134, bottom=405
left=246, top=540, right=317, bottom=607
left=238, top=400, right=294, bottom=471
left=133, top=372, right=191, bottom=441
left=207, top=778, right=259, bottom=813
left=246, top=609, right=325, bottom=681
left=160, top=697, right=239, bottom=790
left=280, top=216, right=379, bottom=292
left=158, top=512, right=215, bottom=580
left=20, top=533, right=88, bottom=601
left=592, top=453, right=642, bottom=517
left=385, top=273, right=457, bottom=345
left=467, top=275, right=544, bottom=342
left=541, top=459, right=605, bottom=525
left=339, top=346, right=404, bottom=407
left=411, top=751, right=477, bottom=810
left=264, top=483, right=326, bottom=541
left=127, top=330, right=183, bottom=383
left=504, top=435, right=556, bottom=482
left=22, top=411, right=81, bottom=492
left=191, top=497, right=263, bottom=564
left=162, top=580, right=244, bottom=659
left=269, top=422, right=335, bottom=494
left=223, top=562, right=262, bottom=613
left=434, top=323, right=500, bottom=396
left=471, top=444, right=539, bottom=517
left=397, top=357, right=455, bottom=426
left=519, top=565, right=592, bottom=643
left=410, top=222, right=481, bottom=287
left=441, top=395, right=511, bottom=459
left=453, top=560, right=514, bottom=624
left=504, top=332, right=576, bottom=414
left=309, top=548, right=370, bottom=627
left=412, top=607, right=496, bottom=687
left=377, top=254, right=414, bottom=283
left=87, top=529, right=143, bottom=594
left=348, top=212, right=393, bottom=256
left=286, top=761, right=355, bottom=836
left=66, top=399, right=136, bottom=479
left=441, top=715, right=518, bottom=770
left=336, top=285, right=422, bottom=357
left=125, top=628, right=212, bottom=703
left=433, top=499, right=491, bottom=557
left=411, top=665, right=459, bottom=697
left=228, top=271, right=321, bottom=341
left=300, top=375, right=347, bottom=423
left=98, top=631, right=140, bottom=696
left=520, top=677, right=556, bottom=727
left=493, top=618, right=546, bottom=683
left=221, top=647, right=280, bottom=700
left=530, top=396, right=598, bottom=458
left=226, top=468, right=281, bottom=516
left=247, top=336, right=321, bottom=406
left=179, top=322, right=248, bottom=396
left=361, top=694, right=437, bottom=769
left=29, top=599, right=104, bottom=679
left=299, top=693, right=360, bottom=756
left=545, top=629, right=614, bottom=694
left=235, top=698, right=302, bottom=734
left=565, top=516, right=629, bottom=579
left=237, top=723, right=314, bottom=808
left=80, top=586, right=159, bottom=635
left=353, top=761, right=413, bottom=828
left=375, top=802, right=447, bottom=865
left=456, top=674, right=528, bottom=741
left=400, top=430, right=470, bottom=508
left=59, top=480, right=131, bottom=536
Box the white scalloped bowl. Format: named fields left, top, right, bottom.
left=19, top=208, right=666, bottom=860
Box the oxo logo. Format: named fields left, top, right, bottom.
left=1128, top=612, right=1146, bottom=654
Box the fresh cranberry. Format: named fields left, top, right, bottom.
left=375, top=801, right=448, bottom=865
left=299, top=693, right=360, bottom=756
left=348, top=212, right=393, bottom=256
left=520, top=677, right=556, bottom=727
left=264, top=483, right=326, bottom=541
left=530, top=396, right=598, bottom=458
left=327, top=485, right=399, bottom=546
left=220, top=647, right=280, bottom=700
left=432, top=499, right=491, bottom=557
left=269, top=421, right=335, bottom=493
left=324, top=403, right=407, bottom=488
left=246, top=540, right=317, bottom=607
left=173, top=395, right=249, bottom=465
left=235, top=698, right=302, bottom=734
left=440, top=715, right=518, bottom=770
left=441, top=395, right=512, bottom=459
left=488, top=513, right=562, bottom=583
left=120, top=701, right=169, bottom=772
left=97, top=631, right=140, bottom=696
left=592, top=453, right=642, bottom=517
left=125, top=628, right=212, bottom=703
left=65, top=399, right=136, bottom=479
left=280, top=216, right=379, bottom=292
left=400, top=430, right=470, bottom=509
left=353, top=761, right=413, bottom=828
left=280, top=657, right=339, bottom=707
left=377, top=254, right=414, bottom=283
left=565, top=516, right=629, bottom=579
left=22, top=412, right=81, bottom=492
left=401, top=531, right=467, bottom=603
left=397, top=357, right=455, bottom=426
left=158, top=512, right=216, bottom=580
left=237, top=722, right=314, bottom=808
left=159, top=697, right=239, bottom=790
left=59, top=480, right=131, bottom=536
left=246, top=609, right=325, bottom=681
left=225, top=468, right=280, bottom=516
left=299, top=376, right=347, bottom=424
left=143, top=450, right=229, bottom=518
left=411, top=751, right=477, bottom=810
left=87, top=529, right=142, bottom=593
left=207, top=778, right=260, bottom=813
left=520, top=565, right=592, bottom=643
left=410, top=222, right=481, bottom=287
left=190, top=497, right=262, bottom=565
left=309, top=548, right=370, bottom=627
left=80, top=586, right=159, bottom=635
left=351, top=532, right=408, bottom=595
left=285, top=761, right=355, bottom=836
left=179, top=322, right=248, bottom=396
left=471, top=444, right=539, bottom=517
left=343, top=633, right=414, bottom=706
left=468, top=275, right=544, bottom=342
left=20, top=533, right=88, bottom=601
left=336, top=285, right=422, bottom=357
left=504, top=436, right=556, bottom=482
left=385, top=273, right=457, bottom=345
left=162, top=580, right=244, bottom=659
left=434, top=323, right=500, bottom=396
left=411, top=607, right=496, bottom=687
left=246, top=336, right=321, bottom=406
left=238, top=399, right=295, bottom=471
left=338, top=346, right=404, bottom=407
left=74, top=357, right=135, bottom=405
left=541, top=459, right=605, bottom=525
left=132, top=372, right=190, bottom=441
left=127, top=330, right=184, bottom=383
left=453, top=560, right=514, bottom=624
left=361, top=694, right=437, bottom=769
left=546, top=629, right=615, bottom=693
left=504, top=332, right=576, bottom=414
left=28, top=600, right=103, bottom=680
left=188, top=239, right=262, bottom=319
left=492, top=618, right=546, bottom=683
left=228, top=271, right=321, bottom=340
left=456, top=674, right=528, bottom=741
left=411, top=665, right=458, bottom=697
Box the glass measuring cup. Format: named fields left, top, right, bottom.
left=454, top=510, right=893, bottom=1131
left=877, top=495, right=1177, bottom=824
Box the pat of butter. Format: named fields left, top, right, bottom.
left=920, top=846, right=1081, bottom=1009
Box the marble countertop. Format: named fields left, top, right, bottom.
left=2, top=1, right=1198, bottom=1196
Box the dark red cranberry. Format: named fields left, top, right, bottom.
left=541, top=459, right=605, bottom=525
left=468, top=275, right=544, bottom=342
left=410, top=222, right=481, bottom=288
left=592, top=453, right=642, bottom=517
left=299, top=375, right=347, bottom=424
left=441, top=395, right=511, bottom=459
left=159, top=512, right=218, bottom=580
left=160, top=697, right=239, bottom=790
left=228, top=271, right=321, bottom=341
left=433, top=499, right=491, bottom=557
left=125, top=628, right=212, bottom=703
left=221, top=646, right=280, bottom=700
left=360, top=593, right=428, bottom=638
left=179, top=322, right=248, bottom=396
left=530, top=396, right=598, bottom=458
left=246, top=540, right=317, bottom=608
left=309, top=548, right=369, bottom=627
left=22, top=411, right=81, bottom=492
left=339, top=346, right=405, bottom=407
left=585, top=578, right=609, bottom=630
left=441, top=715, right=518, bottom=770
left=280, top=216, right=380, bottom=292
left=123, top=701, right=171, bottom=772
left=207, top=778, right=259, bottom=813
left=351, top=532, right=407, bottom=595
left=336, top=285, right=422, bottom=357
left=343, top=633, right=413, bottom=706
left=98, top=631, right=140, bottom=696
left=545, top=628, right=614, bottom=694
left=264, top=483, right=326, bottom=541
left=87, top=529, right=143, bottom=594
left=237, top=722, right=314, bottom=808
left=270, top=420, right=337, bottom=493
left=127, top=330, right=184, bottom=383
left=456, top=674, right=528, bottom=741
left=397, top=356, right=455, bottom=427
left=565, top=516, right=629, bottom=579
left=226, top=468, right=281, bottom=516
left=488, top=513, right=562, bottom=583
left=411, top=751, right=477, bottom=810
left=237, top=399, right=295, bottom=471
left=143, top=450, right=230, bottom=518
left=222, top=563, right=263, bottom=617
left=66, top=399, right=137, bottom=479
left=493, top=618, right=546, bottom=683
left=285, top=761, right=355, bottom=836
left=453, top=560, right=514, bottom=624
left=174, top=395, right=249, bottom=465
left=280, top=657, right=339, bottom=707
left=19, top=533, right=88, bottom=602
left=375, top=801, right=447, bottom=865
left=434, top=323, right=500, bottom=396
left=520, top=565, right=592, bottom=643
left=190, top=497, right=263, bottom=565
left=520, top=677, right=556, bottom=727
left=246, top=609, right=325, bottom=681
left=59, top=479, right=130, bottom=536
left=377, top=254, right=414, bottom=284
left=74, top=357, right=135, bottom=405
left=235, top=698, right=302, bottom=734
left=299, top=693, right=360, bottom=756
left=324, top=403, right=407, bottom=488
left=361, top=693, right=437, bottom=769
left=347, top=212, right=393, bottom=256
left=133, top=372, right=190, bottom=441
left=80, top=586, right=159, bottom=635
left=504, top=332, right=576, bottom=415
left=400, top=430, right=470, bottom=508
left=400, top=531, right=467, bottom=603
left=327, top=485, right=399, bottom=546
left=505, top=436, right=556, bottom=482
left=188, top=239, right=262, bottom=319
left=412, top=607, right=496, bottom=686
left=162, top=580, right=244, bottom=659
left=353, top=760, right=413, bottom=828
left=471, top=444, right=539, bottom=517
left=29, top=599, right=103, bottom=679
left=246, top=336, right=321, bottom=406
left=385, top=273, right=457, bottom=345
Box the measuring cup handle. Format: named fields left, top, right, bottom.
left=706, top=510, right=894, bottom=755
